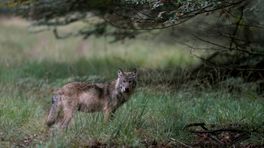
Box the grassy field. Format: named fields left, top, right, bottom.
left=0, top=17, right=263, bottom=147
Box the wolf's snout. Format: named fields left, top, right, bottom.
left=125, top=88, right=130, bottom=93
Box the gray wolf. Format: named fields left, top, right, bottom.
left=46, top=69, right=138, bottom=128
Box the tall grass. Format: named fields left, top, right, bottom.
left=0, top=17, right=263, bottom=146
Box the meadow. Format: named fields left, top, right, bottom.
left=0, top=17, right=263, bottom=147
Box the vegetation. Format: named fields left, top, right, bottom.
left=0, top=18, right=263, bottom=147
left=0, top=0, right=264, bottom=147
left=3, top=0, right=249, bottom=39
left=4, top=0, right=263, bottom=83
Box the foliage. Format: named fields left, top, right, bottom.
left=10, top=0, right=264, bottom=71
left=7, top=0, right=264, bottom=68
left=2, top=0, right=246, bottom=40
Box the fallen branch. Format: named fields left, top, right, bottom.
left=184, top=123, right=250, bottom=146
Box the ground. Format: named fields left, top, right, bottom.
left=0, top=17, right=263, bottom=147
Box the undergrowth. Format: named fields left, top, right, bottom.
left=0, top=17, right=263, bottom=147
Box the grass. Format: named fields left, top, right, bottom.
left=0, top=17, right=263, bottom=147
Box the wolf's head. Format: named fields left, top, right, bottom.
left=116, top=69, right=138, bottom=94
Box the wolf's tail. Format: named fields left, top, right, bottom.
left=46, top=95, right=60, bottom=127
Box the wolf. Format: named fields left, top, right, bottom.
left=46, top=69, right=138, bottom=128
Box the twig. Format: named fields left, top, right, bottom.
left=184, top=123, right=251, bottom=146
left=170, top=138, right=193, bottom=148
left=192, top=34, right=264, bottom=56
left=229, top=5, right=244, bottom=50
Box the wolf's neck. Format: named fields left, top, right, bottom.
left=110, top=79, right=126, bottom=99
left=111, top=79, right=120, bottom=96
left=114, top=78, right=120, bottom=90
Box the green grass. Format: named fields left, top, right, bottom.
left=1, top=84, right=263, bottom=146
left=0, top=17, right=263, bottom=147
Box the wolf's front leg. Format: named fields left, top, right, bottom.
left=59, top=107, right=76, bottom=129
left=103, top=109, right=116, bottom=123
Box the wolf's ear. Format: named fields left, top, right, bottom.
left=132, top=68, right=138, bottom=79
left=117, top=68, right=124, bottom=78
